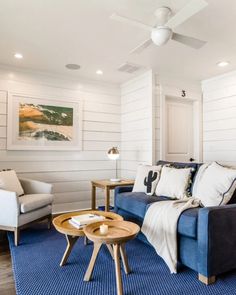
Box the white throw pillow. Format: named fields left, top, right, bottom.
left=133, top=165, right=161, bottom=195
left=0, top=170, right=24, bottom=196
left=192, top=162, right=236, bottom=207
left=155, top=166, right=192, bottom=199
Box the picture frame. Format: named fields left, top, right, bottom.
left=7, top=93, right=83, bottom=151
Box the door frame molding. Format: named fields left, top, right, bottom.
left=159, top=85, right=202, bottom=162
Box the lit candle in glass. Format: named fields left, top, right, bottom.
left=100, top=224, right=108, bottom=235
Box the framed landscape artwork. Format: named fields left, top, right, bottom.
left=7, top=93, right=82, bottom=150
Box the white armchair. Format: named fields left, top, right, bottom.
left=0, top=178, right=53, bottom=246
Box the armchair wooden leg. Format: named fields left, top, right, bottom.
left=198, top=274, right=216, bottom=285
left=14, top=228, right=20, bottom=246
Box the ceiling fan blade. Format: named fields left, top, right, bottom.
left=165, top=0, right=208, bottom=29
left=129, top=39, right=153, bottom=54
left=172, top=32, right=207, bottom=49
left=110, top=13, right=153, bottom=31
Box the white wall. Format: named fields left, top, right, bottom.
left=202, top=71, right=236, bottom=166
left=154, top=85, right=161, bottom=163
left=0, top=68, right=120, bottom=213
left=120, top=70, right=154, bottom=178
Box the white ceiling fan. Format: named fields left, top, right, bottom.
left=110, top=0, right=208, bottom=54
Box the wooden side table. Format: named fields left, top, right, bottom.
left=91, top=179, right=134, bottom=212
left=84, top=220, right=140, bottom=295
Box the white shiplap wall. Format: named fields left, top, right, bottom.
left=154, top=85, right=161, bottom=163
left=120, top=70, right=154, bottom=178
left=0, top=69, right=120, bottom=213
left=202, top=71, right=236, bottom=166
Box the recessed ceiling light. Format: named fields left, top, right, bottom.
left=217, top=61, right=230, bottom=67
left=96, top=70, right=103, bottom=75
left=65, top=64, right=80, bottom=70
left=14, top=53, right=23, bottom=59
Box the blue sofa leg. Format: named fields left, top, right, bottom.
left=198, top=274, right=216, bottom=285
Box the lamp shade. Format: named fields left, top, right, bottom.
left=107, top=147, right=119, bottom=160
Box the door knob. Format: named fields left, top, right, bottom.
left=189, top=158, right=195, bottom=162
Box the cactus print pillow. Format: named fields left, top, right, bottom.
left=155, top=166, right=192, bottom=199
left=133, top=165, right=162, bottom=195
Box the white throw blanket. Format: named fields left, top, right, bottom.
left=141, top=198, right=200, bottom=273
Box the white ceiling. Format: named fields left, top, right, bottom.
left=0, top=0, right=236, bottom=84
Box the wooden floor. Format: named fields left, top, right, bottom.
left=0, top=232, right=16, bottom=295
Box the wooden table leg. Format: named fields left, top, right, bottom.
left=105, top=187, right=110, bottom=212
left=106, top=244, right=114, bottom=259
left=84, top=236, right=88, bottom=245
left=114, top=244, right=123, bottom=295
left=120, top=243, right=130, bottom=274
left=91, top=185, right=96, bottom=210
left=60, top=235, right=79, bottom=267
left=84, top=243, right=102, bottom=281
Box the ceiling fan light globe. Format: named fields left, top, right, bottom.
left=151, top=27, right=172, bottom=46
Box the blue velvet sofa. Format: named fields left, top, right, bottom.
left=114, top=161, right=236, bottom=285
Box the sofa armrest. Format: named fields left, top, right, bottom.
left=114, top=185, right=133, bottom=195
left=198, top=204, right=236, bottom=277
left=0, top=189, right=19, bottom=227
left=19, top=178, right=53, bottom=194
left=114, top=185, right=133, bottom=214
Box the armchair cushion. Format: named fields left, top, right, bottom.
left=19, top=178, right=52, bottom=195
left=19, top=194, right=53, bottom=213
left=0, top=170, right=24, bottom=197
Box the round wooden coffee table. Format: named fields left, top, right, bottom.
left=83, top=220, right=140, bottom=295
left=53, top=210, right=123, bottom=266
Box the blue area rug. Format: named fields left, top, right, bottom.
left=8, top=226, right=236, bottom=295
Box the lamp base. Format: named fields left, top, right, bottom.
left=110, top=178, right=121, bottom=182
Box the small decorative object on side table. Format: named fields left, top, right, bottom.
left=91, top=179, right=134, bottom=212
left=84, top=220, right=140, bottom=295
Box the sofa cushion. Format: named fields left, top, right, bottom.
left=177, top=207, right=199, bottom=239
left=228, top=188, right=236, bottom=204
left=19, top=194, right=54, bottom=213
left=155, top=166, right=192, bottom=199
left=133, top=165, right=161, bottom=195
left=146, top=201, right=199, bottom=239
left=116, top=190, right=199, bottom=239
left=115, top=191, right=168, bottom=219
left=157, top=161, right=201, bottom=194
left=192, top=162, right=236, bottom=207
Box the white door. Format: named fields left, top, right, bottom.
left=165, top=97, right=194, bottom=162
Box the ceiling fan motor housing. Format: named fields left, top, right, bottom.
left=151, top=27, right=172, bottom=46
left=154, top=7, right=172, bottom=26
